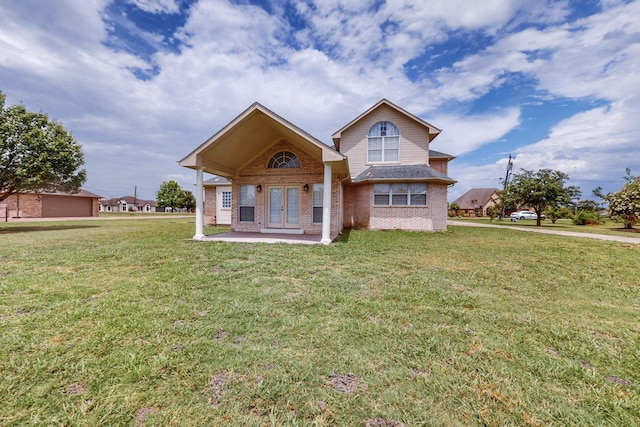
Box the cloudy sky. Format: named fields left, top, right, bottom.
left=1, top=0, right=638, bottom=201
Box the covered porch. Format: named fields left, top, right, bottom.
left=178, top=103, right=349, bottom=244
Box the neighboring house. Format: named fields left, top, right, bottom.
left=1, top=189, right=102, bottom=219
left=451, top=188, right=500, bottom=217
left=99, top=196, right=158, bottom=212
left=203, top=176, right=232, bottom=225
left=179, top=99, right=456, bottom=243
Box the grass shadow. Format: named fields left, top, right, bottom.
left=335, top=228, right=352, bottom=243
left=0, top=224, right=100, bottom=234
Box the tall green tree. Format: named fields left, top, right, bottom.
left=505, top=169, right=581, bottom=226
left=0, top=91, right=86, bottom=202
left=156, top=180, right=193, bottom=211
left=606, top=175, right=640, bottom=229
left=177, top=190, right=196, bottom=212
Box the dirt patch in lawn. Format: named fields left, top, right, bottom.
left=323, top=373, right=367, bottom=394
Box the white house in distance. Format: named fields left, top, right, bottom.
left=99, top=196, right=158, bottom=213
left=179, top=99, right=456, bottom=243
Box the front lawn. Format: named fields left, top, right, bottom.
left=1, top=219, right=638, bottom=425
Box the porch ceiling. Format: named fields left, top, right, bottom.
left=179, top=103, right=348, bottom=178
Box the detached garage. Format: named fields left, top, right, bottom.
left=1, top=189, right=102, bottom=219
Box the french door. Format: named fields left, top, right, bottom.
left=267, top=186, right=300, bottom=229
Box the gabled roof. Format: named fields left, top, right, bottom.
left=179, top=102, right=348, bottom=177
left=353, top=164, right=456, bottom=184
left=429, top=149, right=456, bottom=160
left=3, top=189, right=103, bottom=199
left=204, top=175, right=232, bottom=186
left=452, top=188, right=500, bottom=209
left=331, top=99, right=442, bottom=150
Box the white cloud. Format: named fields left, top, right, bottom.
left=514, top=99, right=640, bottom=182
left=126, top=0, right=181, bottom=14
left=433, top=108, right=521, bottom=155
left=1, top=0, right=638, bottom=200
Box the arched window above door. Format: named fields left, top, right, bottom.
left=268, top=151, right=301, bottom=168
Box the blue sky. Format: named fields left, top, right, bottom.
left=1, top=0, right=638, bottom=201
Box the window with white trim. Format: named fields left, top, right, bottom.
left=373, top=183, right=428, bottom=206
left=312, top=184, right=323, bottom=223
left=222, top=191, right=232, bottom=209
left=367, top=121, right=399, bottom=162
left=238, top=185, right=255, bottom=221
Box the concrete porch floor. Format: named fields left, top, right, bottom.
left=195, top=231, right=325, bottom=244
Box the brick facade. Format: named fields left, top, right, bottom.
left=230, top=140, right=342, bottom=236
left=204, top=187, right=217, bottom=225
left=1, top=191, right=100, bottom=218
left=343, top=182, right=449, bottom=231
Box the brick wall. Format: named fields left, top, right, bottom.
left=2, top=194, right=42, bottom=218
left=430, top=158, right=448, bottom=175
left=345, top=182, right=448, bottom=231
left=231, top=140, right=342, bottom=236
left=428, top=184, right=449, bottom=230
left=2, top=193, right=99, bottom=218
left=204, top=187, right=217, bottom=225
left=91, top=198, right=99, bottom=217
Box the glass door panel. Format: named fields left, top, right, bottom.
left=286, top=187, right=299, bottom=226
left=268, top=187, right=283, bottom=227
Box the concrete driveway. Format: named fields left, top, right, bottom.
left=448, top=220, right=640, bottom=244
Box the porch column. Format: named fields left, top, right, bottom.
left=321, top=162, right=332, bottom=244
left=194, top=166, right=205, bottom=239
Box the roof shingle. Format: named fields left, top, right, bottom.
left=353, top=164, right=455, bottom=183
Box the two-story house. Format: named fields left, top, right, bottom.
left=179, top=99, right=456, bottom=243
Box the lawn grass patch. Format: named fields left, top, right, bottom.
left=452, top=216, right=640, bottom=238
left=1, top=219, right=638, bottom=425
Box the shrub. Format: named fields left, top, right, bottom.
left=573, top=210, right=603, bottom=225
left=486, top=205, right=500, bottom=221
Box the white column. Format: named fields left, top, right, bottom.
left=321, top=162, right=332, bottom=244
left=194, top=167, right=205, bottom=239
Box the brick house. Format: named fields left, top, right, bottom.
left=451, top=188, right=500, bottom=217
left=179, top=99, right=456, bottom=243
left=1, top=189, right=101, bottom=220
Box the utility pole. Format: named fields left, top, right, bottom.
left=133, top=185, right=137, bottom=212
left=499, top=155, right=513, bottom=220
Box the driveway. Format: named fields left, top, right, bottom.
left=448, top=220, right=640, bottom=245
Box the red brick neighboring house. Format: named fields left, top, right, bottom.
left=179, top=99, right=456, bottom=243
left=1, top=189, right=102, bottom=220
left=451, top=188, right=500, bottom=217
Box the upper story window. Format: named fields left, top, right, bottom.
left=268, top=151, right=300, bottom=168
left=368, top=121, right=399, bottom=162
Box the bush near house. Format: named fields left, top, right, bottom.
left=573, top=210, right=604, bottom=225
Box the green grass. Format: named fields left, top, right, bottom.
left=451, top=216, right=640, bottom=238
left=1, top=219, right=639, bottom=426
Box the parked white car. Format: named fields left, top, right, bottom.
left=510, top=211, right=544, bottom=221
